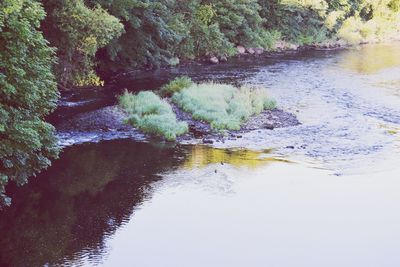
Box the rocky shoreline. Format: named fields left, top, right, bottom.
left=107, top=40, right=350, bottom=82
left=56, top=103, right=300, bottom=146
left=201, top=40, right=348, bottom=64
left=169, top=101, right=299, bottom=144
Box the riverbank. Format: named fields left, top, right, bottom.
left=107, top=40, right=350, bottom=83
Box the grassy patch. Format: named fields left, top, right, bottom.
left=160, top=76, right=193, bottom=97
left=119, top=90, right=188, bottom=140
left=172, top=82, right=276, bottom=130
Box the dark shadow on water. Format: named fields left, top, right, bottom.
left=0, top=140, right=187, bottom=267
left=0, top=140, right=284, bottom=267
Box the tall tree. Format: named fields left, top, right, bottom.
left=0, top=0, right=59, bottom=205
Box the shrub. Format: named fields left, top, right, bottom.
left=192, top=22, right=237, bottom=57
left=338, top=17, right=364, bottom=44
left=160, top=76, right=193, bottom=97
left=255, top=30, right=282, bottom=49
left=172, top=82, right=276, bottom=130
left=325, top=10, right=346, bottom=31
left=119, top=91, right=188, bottom=141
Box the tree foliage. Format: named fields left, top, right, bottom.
left=0, top=0, right=59, bottom=205
left=26, top=0, right=400, bottom=81
left=89, top=0, right=180, bottom=74
left=92, top=0, right=399, bottom=75
left=41, top=0, right=124, bottom=86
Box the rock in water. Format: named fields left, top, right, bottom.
left=209, top=56, right=219, bottom=64
left=265, top=124, right=274, bottom=130
left=203, top=138, right=214, bottom=144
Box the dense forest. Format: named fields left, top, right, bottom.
left=43, top=0, right=400, bottom=86
left=1, top=0, right=400, bottom=205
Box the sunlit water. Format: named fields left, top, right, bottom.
left=1, top=44, right=400, bottom=267
left=214, top=44, right=400, bottom=174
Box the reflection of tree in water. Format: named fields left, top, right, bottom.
left=340, top=44, right=400, bottom=74
left=0, top=140, right=186, bottom=267
left=183, top=146, right=285, bottom=169
left=0, top=141, right=282, bottom=266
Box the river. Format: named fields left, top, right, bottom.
left=1, top=44, right=400, bottom=267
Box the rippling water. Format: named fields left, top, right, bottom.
left=1, top=44, right=400, bottom=267
left=217, top=44, right=400, bottom=174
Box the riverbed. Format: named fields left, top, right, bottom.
left=1, top=44, right=400, bottom=267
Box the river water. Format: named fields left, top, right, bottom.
left=1, top=44, right=400, bottom=267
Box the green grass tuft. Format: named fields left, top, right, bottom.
left=119, top=90, right=188, bottom=140
left=172, top=82, right=276, bottom=130
left=160, top=76, right=193, bottom=97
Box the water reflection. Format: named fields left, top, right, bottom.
left=339, top=44, right=400, bottom=74
left=0, top=140, right=186, bottom=267
left=183, top=146, right=290, bottom=169
left=0, top=140, right=282, bottom=267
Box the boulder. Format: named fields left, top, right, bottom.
left=219, top=56, right=228, bottom=62
left=209, top=56, right=219, bottom=64
left=274, top=41, right=286, bottom=50
left=168, top=57, right=180, bottom=66
left=254, top=47, right=264, bottom=55
left=247, top=47, right=255, bottom=54
left=337, top=39, right=347, bottom=47
left=203, top=138, right=214, bottom=144
left=237, top=45, right=246, bottom=54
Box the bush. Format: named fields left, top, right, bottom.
left=119, top=91, right=188, bottom=141
left=192, top=22, right=237, bottom=57
left=172, top=82, right=276, bottom=130
left=255, top=29, right=282, bottom=49
left=160, top=76, right=193, bottom=97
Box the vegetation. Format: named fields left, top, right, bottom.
left=119, top=91, right=188, bottom=141
left=120, top=77, right=276, bottom=137
left=171, top=80, right=276, bottom=130
left=41, top=0, right=124, bottom=86
left=336, top=1, right=400, bottom=45
left=160, top=76, right=193, bottom=97
left=0, top=0, right=59, bottom=205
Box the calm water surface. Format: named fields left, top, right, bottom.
left=1, top=44, right=400, bottom=267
